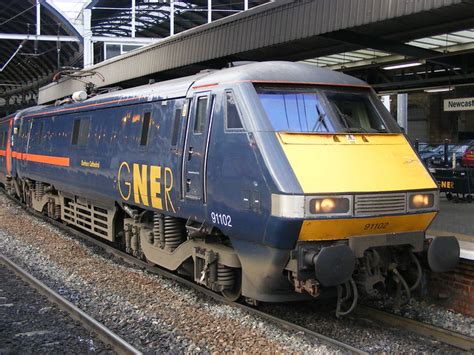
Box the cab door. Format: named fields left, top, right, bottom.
left=22, top=120, right=34, bottom=169
left=182, top=92, right=213, bottom=201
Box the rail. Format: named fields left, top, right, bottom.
left=355, top=305, right=474, bottom=351
left=0, top=254, right=142, bottom=355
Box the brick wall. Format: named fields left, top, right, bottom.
left=426, top=259, right=474, bottom=316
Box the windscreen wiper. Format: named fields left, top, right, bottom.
left=311, top=105, right=328, bottom=132
left=333, top=105, right=369, bottom=133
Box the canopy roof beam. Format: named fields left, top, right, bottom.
left=0, top=33, right=157, bottom=44
left=321, top=30, right=459, bottom=68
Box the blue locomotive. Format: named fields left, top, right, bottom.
left=0, top=62, right=459, bottom=314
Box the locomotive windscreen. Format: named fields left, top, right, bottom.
left=256, top=86, right=400, bottom=134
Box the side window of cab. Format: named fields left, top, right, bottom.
left=224, top=91, right=244, bottom=132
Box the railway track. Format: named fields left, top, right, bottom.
left=0, top=254, right=141, bottom=355
left=2, top=189, right=473, bottom=353
left=355, top=305, right=474, bottom=351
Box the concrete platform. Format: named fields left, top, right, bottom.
left=428, top=196, right=474, bottom=260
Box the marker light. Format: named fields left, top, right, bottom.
left=409, top=193, right=434, bottom=209
left=310, top=197, right=350, bottom=214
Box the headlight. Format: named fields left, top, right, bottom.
left=308, top=196, right=352, bottom=216
left=408, top=192, right=437, bottom=211
left=271, top=194, right=352, bottom=218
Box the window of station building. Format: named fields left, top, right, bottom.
left=104, top=43, right=143, bottom=61
left=72, top=118, right=90, bottom=147
left=194, top=96, right=208, bottom=134
left=140, top=112, right=152, bottom=146
left=225, top=91, right=244, bottom=131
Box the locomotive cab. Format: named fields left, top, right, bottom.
left=243, top=80, right=459, bottom=314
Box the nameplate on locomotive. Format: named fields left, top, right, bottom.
left=81, top=160, right=100, bottom=168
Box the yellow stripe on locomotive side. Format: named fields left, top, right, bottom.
left=299, top=212, right=436, bottom=241
left=277, top=133, right=437, bottom=194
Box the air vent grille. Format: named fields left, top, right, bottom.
left=354, top=193, right=406, bottom=217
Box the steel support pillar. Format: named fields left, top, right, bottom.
left=381, top=95, right=391, bottom=112
left=208, top=0, right=212, bottom=23
left=83, top=9, right=93, bottom=68
left=36, top=0, right=41, bottom=35
left=397, top=93, right=408, bottom=132
left=170, top=1, right=175, bottom=36
left=131, top=0, right=136, bottom=37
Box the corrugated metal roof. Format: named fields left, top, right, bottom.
left=39, top=0, right=469, bottom=103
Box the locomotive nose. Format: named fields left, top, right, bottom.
left=304, top=245, right=355, bottom=287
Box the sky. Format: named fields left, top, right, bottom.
left=48, top=0, right=90, bottom=23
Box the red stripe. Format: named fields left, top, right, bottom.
left=0, top=150, right=5, bottom=157
left=191, top=80, right=370, bottom=90
left=192, top=83, right=218, bottom=89
left=12, top=151, right=70, bottom=167
left=250, top=80, right=371, bottom=88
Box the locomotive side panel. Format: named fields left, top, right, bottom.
left=12, top=97, right=187, bottom=213
left=115, top=98, right=187, bottom=216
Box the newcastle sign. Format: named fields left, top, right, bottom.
left=443, top=97, right=474, bottom=111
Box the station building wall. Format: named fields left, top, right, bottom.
left=390, top=88, right=474, bottom=144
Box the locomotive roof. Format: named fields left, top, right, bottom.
left=18, top=61, right=368, bottom=119
left=192, top=61, right=367, bottom=88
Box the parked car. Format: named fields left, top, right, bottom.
left=419, top=144, right=454, bottom=166
left=461, top=144, right=474, bottom=167
left=429, top=144, right=468, bottom=168
left=415, top=142, right=429, bottom=152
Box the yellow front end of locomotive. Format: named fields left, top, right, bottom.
left=277, top=132, right=438, bottom=241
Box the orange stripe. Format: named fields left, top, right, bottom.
left=0, top=150, right=5, bottom=157
left=24, top=96, right=145, bottom=118
left=192, top=83, right=218, bottom=89
left=12, top=152, right=70, bottom=167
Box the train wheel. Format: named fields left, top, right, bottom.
left=467, top=195, right=473, bottom=203
left=446, top=192, right=453, bottom=201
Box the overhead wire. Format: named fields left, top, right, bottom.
left=0, top=1, right=41, bottom=27
left=0, top=40, right=27, bottom=72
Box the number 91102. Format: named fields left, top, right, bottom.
left=211, top=212, right=232, bottom=227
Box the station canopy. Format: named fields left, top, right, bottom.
left=3, top=0, right=474, bottom=109
left=302, top=28, right=474, bottom=93
left=91, top=0, right=268, bottom=38
left=0, top=0, right=268, bottom=113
